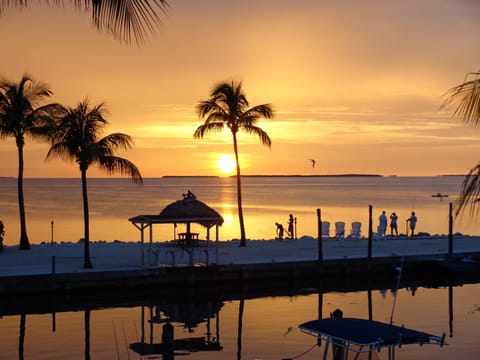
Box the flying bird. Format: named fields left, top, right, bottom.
left=308, top=159, right=316, bottom=168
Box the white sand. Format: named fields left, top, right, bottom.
left=1, top=235, right=479, bottom=277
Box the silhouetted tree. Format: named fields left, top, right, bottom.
left=194, top=81, right=273, bottom=246
left=0, top=0, right=169, bottom=45
left=47, top=99, right=142, bottom=268
left=0, top=74, right=65, bottom=249
left=442, top=71, right=480, bottom=216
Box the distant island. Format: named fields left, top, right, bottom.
left=231, top=174, right=383, bottom=178
left=161, top=174, right=383, bottom=178
left=162, top=175, right=220, bottom=178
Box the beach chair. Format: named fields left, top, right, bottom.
left=335, top=221, right=345, bottom=242
left=350, top=221, right=362, bottom=239
left=321, top=221, right=330, bottom=238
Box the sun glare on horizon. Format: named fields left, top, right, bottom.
left=217, top=154, right=236, bottom=176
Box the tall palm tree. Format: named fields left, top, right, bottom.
left=0, top=74, right=65, bottom=250
left=442, top=71, right=480, bottom=216
left=0, top=0, right=169, bottom=46
left=46, top=99, right=143, bottom=268
left=194, top=81, right=273, bottom=247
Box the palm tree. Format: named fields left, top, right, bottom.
left=46, top=99, right=143, bottom=268
left=194, top=81, right=273, bottom=247
left=0, top=0, right=169, bottom=46
left=0, top=74, right=65, bottom=250
left=442, top=71, right=480, bottom=216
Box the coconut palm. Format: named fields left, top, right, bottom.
left=0, top=0, right=169, bottom=45
left=442, top=71, right=480, bottom=217
left=46, top=99, right=143, bottom=268
left=0, top=74, right=65, bottom=250
left=194, top=81, right=273, bottom=247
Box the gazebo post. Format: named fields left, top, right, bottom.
left=149, top=223, right=153, bottom=260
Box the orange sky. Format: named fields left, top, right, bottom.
left=2, top=0, right=480, bottom=177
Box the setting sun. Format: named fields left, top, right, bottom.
left=217, top=154, right=236, bottom=175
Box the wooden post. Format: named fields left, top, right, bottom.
left=317, top=208, right=323, bottom=264
left=448, top=202, right=453, bottom=256
left=368, top=204, right=373, bottom=260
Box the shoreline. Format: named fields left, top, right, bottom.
left=0, top=235, right=479, bottom=299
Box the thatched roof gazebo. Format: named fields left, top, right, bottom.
left=129, top=191, right=224, bottom=265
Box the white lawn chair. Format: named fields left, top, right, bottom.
left=350, top=221, right=362, bottom=239
left=335, top=221, right=346, bottom=242
left=321, top=221, right=330, bottom=238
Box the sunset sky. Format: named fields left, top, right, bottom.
left=2, top=0, right=480, bottom=177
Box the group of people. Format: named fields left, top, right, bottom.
left=275, top=214, right=296, bottom=240
left=378, top=210, right=417, bottom=238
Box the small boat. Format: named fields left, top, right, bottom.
left=299, top=317, right=446, bottom=359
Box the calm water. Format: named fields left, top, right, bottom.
left=0, top=285, right=479, bottom=359
left=1, top=176, right=480, bottom=359
left=0, top=176, right=478, bottom=246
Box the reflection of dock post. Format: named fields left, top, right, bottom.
left=162, top=322, right=174, bottom=360
left=368, top=289, right=373, bottom=321
left=449, top=286, right=454, bottom=337
left=317, top=291, right=323, bottom=346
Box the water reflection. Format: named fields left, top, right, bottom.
left=2, top=281, right=477, bottom=360
left=129, top=302, right=223, bottom=358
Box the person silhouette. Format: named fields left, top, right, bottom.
left=287, top=214, right=295, bottom=239
left=390, top=212, right=398, bottom=236
left=378, top=211, right=387, bottom=237
left=275, top=222, right=284, bottom=240
left=406, top=211, right=417, bottom=237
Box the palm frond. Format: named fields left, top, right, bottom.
left=98, top=156, right=143, bottom=184
left=193, top=122, right=225, bottom=138
left=90, top=0, right=169, bottom=45
left=442, top=71, right=480, bottom=126
left=45, top=142, right=78, bottom=163
left=97, top=132, right=134, bottom=151
left=455, top=163, right=480, bottom=217
left=1, top=0, right=169, bottom=46
left=240, top=125, right=272, bottom=148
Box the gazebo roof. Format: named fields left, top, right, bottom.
left=129, top=191, right=224, bottom=227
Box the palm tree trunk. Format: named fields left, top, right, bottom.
left=16, top=139, right=30, bottom=250
left=81, top=168, right=93, bottom=268
left=233, top=134, right=247, bottom=246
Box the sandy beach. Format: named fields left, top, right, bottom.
left=1, top=234, right=479, bottom=277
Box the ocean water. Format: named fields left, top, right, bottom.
left=0, top=176, right=478, bottom=246
left=1, top=176, right=480, bottom=359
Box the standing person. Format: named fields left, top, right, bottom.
left=288, top=214, right=295, bottom=239
left=275, top=222, right=284, bottom=240
left=406, top=211, right=417, bottom=237
left=378, top=211, right=387, bottom=237
left=389, top=212, right=398, bottom=236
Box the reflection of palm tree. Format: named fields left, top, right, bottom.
left=47, top=100, right=143, bottom=268
left=0, top=0, right=170, bottom=45
left=194, top=81, right=273, bottom=247
left=442, top=71, right=480, bottom=216
left=85, top=310, right=91, bottom=360
left=236, top=298, right=244, bottom=360
left=19, top=313, right=26, bottom=360
left=0, top=74, right=65, bottom=250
